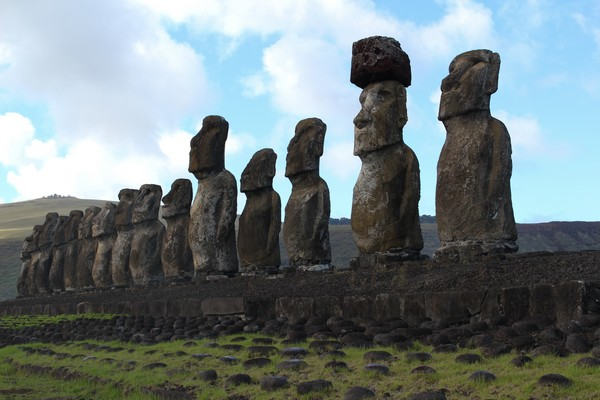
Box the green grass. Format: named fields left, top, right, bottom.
left=1, top=316, right=599, bottom=399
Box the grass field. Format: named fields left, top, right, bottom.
left=1, top=314, right=599, bottom=399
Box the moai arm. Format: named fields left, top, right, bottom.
left=267, top=191, right=282, bottom=253
left=314, top=180, right=331, bottom=240
left=216, top=173, right=237, bottom=243
left=486, top=118, right=513, bottom=219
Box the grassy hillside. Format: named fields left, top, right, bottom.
left=1, top=198, right=600, bottom=301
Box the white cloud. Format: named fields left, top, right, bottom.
left=0, top=112, right=35, bottom=166
left=322, top=140, right=360, bottom=180
left=496, top=110, right=569, bottom=159
left=24, top=139, right=58, bottom=162
left=158, top=130, right=193, bottom=173
left=0, top=0, right=209, bottom=151
left=226, top=131, right=257, bottom=156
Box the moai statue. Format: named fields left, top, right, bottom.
left=161, top=178, right=193, bottom=281
left=283, top=118, right=331, bottom=270
left=129, top=184, right=165, bottom=285
left=238, top=148, right=281, bottom=273
left=31, top=212, right=61, bottom=294
left=91, top=202, right=117, bottom=288
left=62, top=210, right=84, bottom=291
left=17, top=225, right=41, bottom=297
left=48, top=215, right=68, bottom=292
left=435, top=49, right=517, bottom=261
left=349, top=36, right=423, bottom=267
left=76, top=206, right=101, bottom=289
left=111, top=189, right=137, bottom=287
left=188, top=115, right=239, bottom=276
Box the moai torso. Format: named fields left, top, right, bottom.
left=129, top=184, right=165, bottom=285
left=349, top=37, right=423, bottom=257
left=188, top=115, right=239, bottom=275
left=48, top=215, right=68, bottom=292
left=76, top=207, right=101, bottom=289
left=92, top=202, right=117, bottom=288
left=238, top=148, right=281, bottom=272
left=435, top=50, right=517, bottom=259
left=63, top=210, right=83, bottom=291
left=161, top=178, right=193, bottom=280
left=31, top=212, right=60, bottom=294
left=17, top=226, right=40, bottom=297
left=283, top=118, right=331, bottom=268
left=111, top=189, right=137, bottom=287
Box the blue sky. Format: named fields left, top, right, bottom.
left=0, top=0, right=599, bottom=222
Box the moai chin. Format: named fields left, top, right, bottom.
left=161, top=178, right=194, bottom=281
left=283, top=118, right=331, bottom=270
left=129, top=184, right=165, bottom=285
left=111, top=188, right=137, bottom=287
left=349, top=36, right=423, bottom=267
left=62, top=210, right=84, bottom=291
left=75, top=206, right=101, bottom=289
left=238, top=148, right=281, bottom=273
left=188, top=115, right=239, bottom=277
left=48, top=215, right=68, bottom=292
left=435, top=49, right=518, bottom=262
left=91, top=202, right=117, bottom=288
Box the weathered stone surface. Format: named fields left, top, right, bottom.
left=17, top=225, right=41, bottom=297
left=75, top=207, right=101, bottom=289
left=435, top=50, right=517, bottom=260
left=238, top=148, right=281, bottom=272
left=91, top=202, right=117, bottom=288
left=351, top=79, right=423, bottom=256
left=201, top=297, right=245, bottom=315
left=30, top=212, right=61, bottom=294
left=350, top=36, right=411, bottom=88
left=188, top=115, right=239, bottom=275
left=130, top=184, right=165, bottom=285
left=62, top=210, right=84, bottom=291
left=161, top=178, right=193, bottom=280
left=111, top=189, right=137, bottom=287
left=283, top=118, right=331, bottom=267
left=48, top=215, right=68, bottom=292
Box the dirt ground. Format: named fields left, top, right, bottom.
left=3, top=250, right=600, bottom=310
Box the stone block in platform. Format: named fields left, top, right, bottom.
left=201, top=297, right=245, bottom=316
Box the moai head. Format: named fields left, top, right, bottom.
left=353, top=80, right=407, bottom=156
left=25, top=225, right=42, bottom=253
left=162, top=178, right=192, bottom=219
left=439, top=49, right=500, bottom=121
left=114, top=189, right=138, bottom=228
left=241, top=148, right=277, bottom=192
left=189, top=115, right=228, bottom=180
left=131, top=184, right=162, bottom=224
left=285, top=118, right=326, bottom=178
left=350, top=36, right=411, bottom=89
left=78, top=207, right=101, bottom=239
left=92, top=202, right=117, bottom=238
left=64, top=210, right=84, bottom=241
left=39, top=212, right=60, bottom=248
left=52, top=215, right=69, bottom=246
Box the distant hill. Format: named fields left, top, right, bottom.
left=1, top=198, right=600, bottom=300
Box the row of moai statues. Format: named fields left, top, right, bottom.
left=16, top=35, right=518, bottom=296
left=17, top=114, right=332, bottom=296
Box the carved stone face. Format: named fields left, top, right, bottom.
left=162, top=178, right=192, bottom=219
left=39, top=212, right=60, bottom=248
left=189, top=115, right=228, bottom=179
left=92, top=202, right=117, bottom=237
left=114, top=189, right=138, bottom=228
left=64, top=210, right=84, bottom=241
left=285, top=118, right=326, bottom=178
left=52, top=216, right=69, bottom=246
left=25, top=225, right=42, bottom=253
left=353, top=80, right=407, bottom=156
left=132, top=184, right=162, bottom=224
left=241, top=148, right=277, bottom=192
left=78, top=207, right=101, bottom=239
left=438, top=49, right=500, bottom=121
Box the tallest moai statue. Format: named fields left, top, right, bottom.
left=435, top=50, right=517, bottom=261
left=350, top=36, right=423, bottom=267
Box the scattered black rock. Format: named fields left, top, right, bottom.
left=344, top=386, right=376, bottom=400
left=455, top=353, right=482, bottom=364
left=260, top=375, right=289, bottom=391
left=243, top=357, right=272, bottom=369
left=296, top=379, right=333, bottom=395
left=225, top=373, right=252, bottom=386
left=468, top=370, right=496, bottom=382
left=198, top=369, right=217, bottom=381
left=408, top=390, right=447, bottom=400
left=364, top=363, right=389, bottom=375
left=363, top=350, right=393, bottom=362
left=325, top=360, right=349, bottom=370
left=276, top=359, right=307, bottom=371
left=511, top=355, right=533, bottom=367
left=406, top=352, right=432, bottom=362
left=576, top=357, right=600, bottom=367
left=411, top=365, right=436, bottom=374
left=537, top=373, right=572, bottom=387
